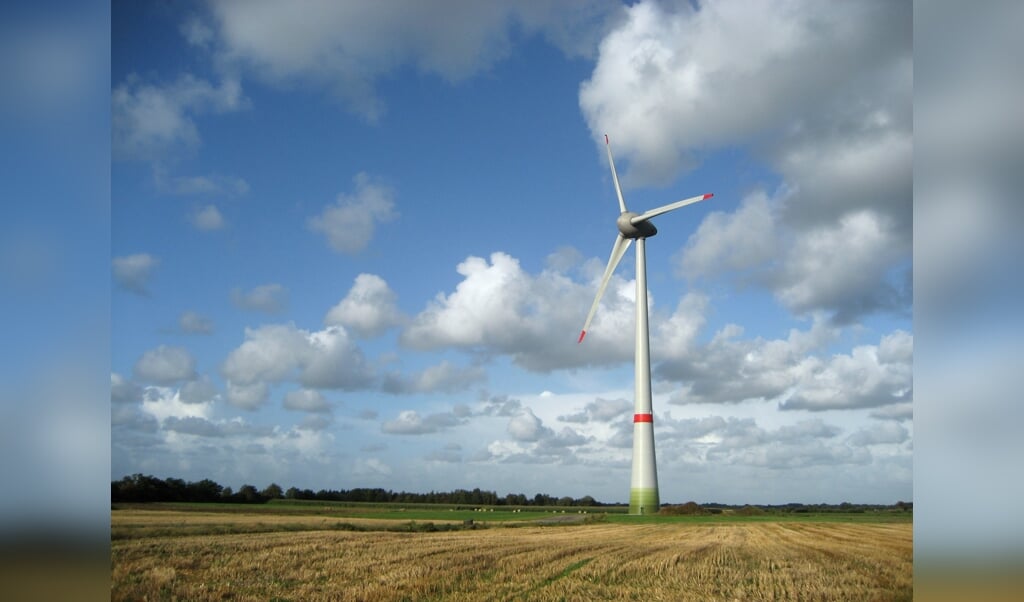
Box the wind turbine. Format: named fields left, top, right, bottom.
left=579, top=134, right=712, bottom=515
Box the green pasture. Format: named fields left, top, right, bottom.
left=112, top=499, right=911, bottom=526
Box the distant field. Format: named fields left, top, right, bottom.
left=111, top=504, right=913, bottom=601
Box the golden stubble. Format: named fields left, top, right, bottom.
left=112, top=510, right=912, bottom=601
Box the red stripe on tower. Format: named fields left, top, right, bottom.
left=633, top=413, right=653, bottom=423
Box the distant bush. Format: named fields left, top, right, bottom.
left=736, top=505, right=765, bottom=516
left=660, top=501, right=706, bottom=516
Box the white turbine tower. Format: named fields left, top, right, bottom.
left=579, top=134, right=712, bottom=515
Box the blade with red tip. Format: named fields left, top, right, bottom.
left=630, top=193, right=713, bottom=225
left=579, top=233, right=632, bottom=343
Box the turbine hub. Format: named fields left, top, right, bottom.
left=617, top=211, right=657, bottom=239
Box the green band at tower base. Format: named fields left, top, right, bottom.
left=629, top=488, right=660, bottom=515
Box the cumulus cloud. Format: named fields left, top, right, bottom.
left=112, top=253, right=158, bottom=295
left=580, top=0, right=909, bottom=184
left=582, top=0, right=911, bottom=323
left=179, top=375, right=219, bottom=404
left=869, top=402, right=913, bottom=422
left=140, top=385, right=213, bottom=423
left=164, top=416, right=223, bottom=438
left=658, top=316, right=839, bottom=406
left=204, top=0, right=621, bottom=120
left=401, top=251, right=632, bottom=370
left=381, top=360, right=486, bottom=395
left=780, top=330, right=913, bottom=411
left=110, top=373, right=142, bottom=404
left=191, top=204, right=225, bottom=231
left=381, top=409, right=465, bottom=435
left=221, top=323, right=373, bottom=394
left=655, top=414, right=876, bottom=470
left=225, top=381, right=268, bottom=411
left=770, top=210, right=910, bottom=323
left=112, top=73, right=245, bottom=160
left=478, top=394, right=523, bottom=417
left=324, top=273, right=403, bottom=337
left=846, top=422, right=909, bottom=447
left=178, top=310, right=214, bottom=334
left=507, top=408, right=551, bottom=442
left=478, top=405, right=590, bottom=465
left=677, top=192, right=778, bottom=278
left=559, top=397, right=631, bottom=423
left=678, top=189, right=910, bottom=323
left=283, top=389, right=331, bottom=413
left=308, top=173, right=397, bottom=254
left=133, top=345, right=196, bottom=385
left=231, top=283, right=288, bottom=313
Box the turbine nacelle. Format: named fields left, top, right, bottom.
left=617, top=211, right=657, bottom=239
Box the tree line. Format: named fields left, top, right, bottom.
left=111, top=474, right=604, bottom=507
left=112, top=474, right=912, bottom=511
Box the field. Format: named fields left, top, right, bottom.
left=111, top=503, right=913, bottom=601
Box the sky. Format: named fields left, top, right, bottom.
left=110, top=0, right=913, bottom=505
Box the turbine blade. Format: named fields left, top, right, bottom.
left=605, top=134, right=628, bottom=213
left=630, top=193, right=713, bottom=225
left=579, top=234, right=632, bottom=343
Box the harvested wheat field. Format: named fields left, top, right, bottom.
left=111, top=510, right=912, bottom=601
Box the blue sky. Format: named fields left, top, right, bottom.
left=110, top=0, right=912, bottom=504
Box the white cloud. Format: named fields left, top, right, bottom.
left=771, top=210, right=909, bottom=322
left=558, top=397, right=631, bottom=424
left=677, top=187, right=910, bottom=322
left=140, top=386, right=213, bottom=423
left=110, top=373, right=142, bottom=404
left=225, top=381, right=269, bottom=411
left=677, top=192, right=778, bottom=278
left=221, top=323, right=373, bottom=391
left=179, top=310, right=214, bottom=334
left=191, top=204, right=225, bottom=231
left=381, top=360, right=486, bottom=395
left=580, top=0, right=909, bottom=185
left=112, top=253, right=158, bottom=295
left=206, top=0, right=621, bottom=120
left=283, top=389, right=331, bottom=413
left=507, top=408, right=552, bottom=442
left=231, top=283, right=288, bottom=313
left=869, top=402, right=912, bottom=422
left=324, top=273, right=403, bottom=337
left=846, top=422, right=909, bottom=447
left=133, top=345, right=196, bottom=385
left=581, top=0, right=911, bottom=323
left=179, top=375, right=219, bottom=404
left=401, top=251, right=633, bottom=370
left=308, top=173, right=397, bottom=254
left=164, top=416, right=223, bottom=438
left=780, top=330, right=912, bottom=411
left=657, top=316, right=844, bottom=406
left=112, top=73, right=245, bottom=160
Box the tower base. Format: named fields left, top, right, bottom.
left=629, top=488, right=660, bottom=515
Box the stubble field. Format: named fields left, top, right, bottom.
left=111, top=507, right=912, bottom=601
